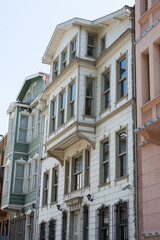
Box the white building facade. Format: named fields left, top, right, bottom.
left=39, top=6, right=136, bottom=240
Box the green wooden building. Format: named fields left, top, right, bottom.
left=1, top=72, right=49, bottom=239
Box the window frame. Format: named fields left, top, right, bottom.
left=116, top=129, right=127, bottom=179
left=59, top=90, right=66, bottom=126
left=87, top=32, right=96, bottom=57
left=116, top=54, right=127, bottom=101
left=52, top=57, right=59, bottom=81
left=42, top=171, right=49, bottom=206
left=98, top=205, right=109, bottom=240
left=50, top=98, right=57, bottom=133
left=101, top=35, right=106, bottom=53
left=70, top=37, right=77, bottom=61
left=68, top=81, right=75, bottom=119
left=18, top=113, right=29, bottom=143
left=40, top=222, right=46, bottom=240
left=51, top=167, right=59, bottom=203
left=14, top=161, right=25, bottom=194
left=61, top=47, right=67, bottom=71
left=84, top=149, right=90, bottom=187
left=72, top=154, right=82, bottom=191
left=62, top=211, right=67, bottom=240
left=85, top=77, right=95, bottom=116
left=32, top=82, right=36, bottom=100
left=49, top=219, right=56, bottom=240
left=64, top=160, right=70, bottom=194
left=33, top=158, right=38, bottom=190
left=83, top=204, right=89, bottom=240
left=27, top=163, right=31, bottom=192
left=101, top=69, right=110, bottom=111
left=100, top=139, right=110, bottom=186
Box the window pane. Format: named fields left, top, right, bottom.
left=71, top=83, right=75, bottom=101
left=53, top=101, right=56, bottom=116
left=54, top=168, right=58, bottom=184
left=120, top=58, right=126, bottom=79
left=105, top=92, right=110, bottom=109
left=103, top=142, right=109, bottom=162
left=119, top=131, right=126, bottom=154
left=19, top=129, right=27, bottom=142
left=16, top=164, right=24, bottom=178
left=120, top=155, right=126, bottom=177
left=104, top=72, right=110, bottom=91
left=20, top=116, right=28, bottom=128
left=15, top=179, right=23, bottom=193
left=86, top=79, right=93, bottom=97
left=104, top=162, right=109, bottom=183
left=61, top=92, right=65, bottom=109
left=121, top=79, right=127, bottom=97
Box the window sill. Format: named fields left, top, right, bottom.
left=115, top=175, right=128, bottom=183
left=41, top=204, right=48, bottom=209
left=99, top=106, right=111, bottom=116
left=115, top=94, right=128, bottom=106
left=85, top=55, right=96, bottom=59
left=98, top=182, right=110, bottom=188
left=71, top=188, right=82, bottom=194
left=50, top=201, right=58, bottom=206
left=83, top=115, right=96, bottom=119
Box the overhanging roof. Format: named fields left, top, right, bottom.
left=42, top=5, right=133, bottom=65
left=16, top=72, right=48, bottom=102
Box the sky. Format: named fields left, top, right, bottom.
left=0, top=0, right=135, bottom=136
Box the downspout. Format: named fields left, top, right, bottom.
left=131, top=6, right=138, bottom=240
left=35, top=105, right=44, bottom=240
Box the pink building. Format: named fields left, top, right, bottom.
left=135, top=0, right=160, bottom=239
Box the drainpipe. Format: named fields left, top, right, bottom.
left=35, top=106, right=44, bottom=240
left=131, top=6, right=138, bottom=240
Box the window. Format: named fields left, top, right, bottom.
left=40, top=222, right=46, bottom=240
left=4, top=166, right=9, bottom=195
left=51, top=167, right=58, bottom=203
left=83, top=205, right=89, bottom=240
left=117, top=130, right=127, bottom=178
left=52, top=58, right=59, bottom=81
left=102, top=71, right=110, bottom=110
left=43, top=172, right=49, bottom=205
left=18, top=115, right=28, bottom=142
left=65, top=161, right=70, bottom=194
left=72, top=155, right=82, bottom=191
left=142, top=53, right=150, bottom=104
left=31, top=114, right=35, bottom=139
left=69, top=82, right=75, bottom=118
left=9, top=117, right=14, bottom=144
left=37, top=110, right=41, bottom=135
left=50, top=100, right=56, bottom=132
left=61, top=49, right=67, bottom=70
left=101, top=36, right=105, bottom=53
left=33, top=159, right=37, bottom=189
left=14, top=163, right=24, bottom=193
left=114, top=201, right=128, bottom=240
left=49, top=219, right=56, bottom=240
left=100, top=140, right=109, bottom=185
left=28, top=163, right=31, bottom=192
left=28, top=212, right=34, bottom=240
left=59, top=91, right=65, bottom=126
left=62, top=211, right=67, bottom=240
left=85, top=78, right=94, bottom=116
left=84, top=150, right=90, bottom=187
left=87, top=33, right=96, bottom=57
left=98, top=206, right=109, bottom=240
left=117, top=57, right=127, bottom=100
left=26, top=90, right=30, bottom=104
left=70, top=38, right=77, bottom=61
left=32, top=83, right=36, bottom=100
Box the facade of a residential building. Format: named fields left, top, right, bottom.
left=135, top=0, right=160, bottom=239
left=0, top=135, right=10, bottom=240
left=39, top=6, right=136, bottom=240
left=1, top=72, right=49, bottom=240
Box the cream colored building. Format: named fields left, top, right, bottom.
left=39, top=6, right=136, bottom=240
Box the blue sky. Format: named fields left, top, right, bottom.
left=0, top=0, right=135, bottom=135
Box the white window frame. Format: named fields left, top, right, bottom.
left=85, top=77, right=95, bottom=116
left=68, top=81, right=75, bottom=119
left=42, top=171, right=49, bottom=206
left=52, top=57, right=59, bottom=81
left=72, top=154, right=82, bottom=191
left=59, top=90, right=65, bottom=127
left=87, top=32, right=96, bottom=57
left=27, top=158, right=32, bottom=192
left=33, top=155, right=38, bottom=190
left=51, top=167, right=59, bottom=203
left=17, top=112, right=29, bottom=143
left=50, top=98, right=56, bottom=133
left=26, top=89, right=30, bottom=104
left=70, top=37, right=77, bottom=61
left=101, top=69, right=110, bottom=111
left=13, top=159, right=26, bottom=194
left=61, top=47, right=67, bottom=71
left=32, top=82, right=36, bottom=100
left=117, top=54, right=127, bottom=100
left=3, top=160, right=11, bottom=195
